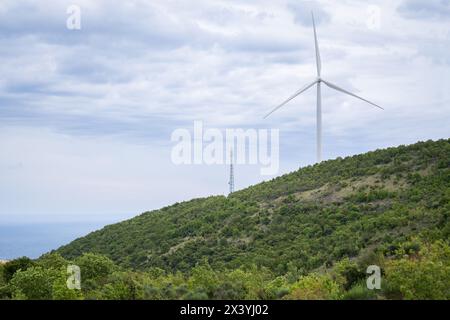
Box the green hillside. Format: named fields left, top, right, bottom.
left=56, top=139, right=450, bottom=277
left=1, top=138, right=448, bottom=300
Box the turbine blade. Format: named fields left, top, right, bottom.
left=264, top=80, right=318, bottom=119
left=312, top=12, right=321, bottom=77
left=321, top=79, right=384, bottom=110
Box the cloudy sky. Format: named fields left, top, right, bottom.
left=0, top=0, right=449, bottom=223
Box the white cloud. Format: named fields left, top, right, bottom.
left=0, top=0, right=449, bottom=221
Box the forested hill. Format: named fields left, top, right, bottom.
left=56, top=138, right=450, bottom=276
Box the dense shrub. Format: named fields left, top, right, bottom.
left=384, top=241, right=450, bottom=299
left=284, top=274, right=341, bottom=300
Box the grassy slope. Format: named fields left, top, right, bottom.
left=56, top=139, right=450, bottom=275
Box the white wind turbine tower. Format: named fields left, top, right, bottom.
left=264, top=12, right=383, bottom=163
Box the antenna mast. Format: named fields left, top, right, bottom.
left=228, top=150, right=234, bottom=194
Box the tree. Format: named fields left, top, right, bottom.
left=52, top=268, right=84, bottom=300
left=0, top=263, right=11, bottom=299
left=187, top=262, right=219, bottom=299
left=2, top=257, right=35, bottom=283
left=332, top=258, right=364, bottom=291
left=99, top=272, right=142, bottom=300
left=0, top=263, right=5, bottom=286
left=10, top=266, right=57, bottom=300
left=72, top=253, right=116, bottom=294
left=384, top=241, right=450, bottom=300
left=37, top=253, right=69, bottom=270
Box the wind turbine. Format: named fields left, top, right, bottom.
left=264, top=12, right=383, bottom=163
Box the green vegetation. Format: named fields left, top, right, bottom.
left=384, top=240, right=450, bottom=299
left=0, top=138, right=449, bottom=300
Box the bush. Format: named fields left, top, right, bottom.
left=51, top=268, right=84, bottom=300
left=37, top=253, right=69, bottom=270
left=284, top=274, right=341, bottom=300
left=384, top=241, right=450, bottom=299
left=332, top=258, right=364, bottom=291
left=10, top=266, right=57, bottom=300
left=74, top=253, right=116, bottom=290
left=342, top=282, right=378, bottom=300
left=263, top=276, right=289, bottom=299
left=99, top=272, right=142, bottom=300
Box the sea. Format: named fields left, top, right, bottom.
left=0, top=216, right=130, bottom=260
